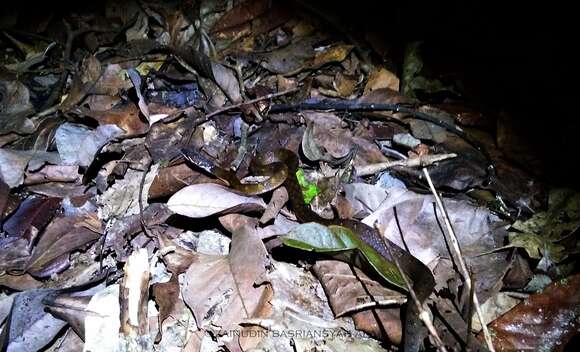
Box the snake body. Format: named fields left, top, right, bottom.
left=182, top=147, right=435, bottom=350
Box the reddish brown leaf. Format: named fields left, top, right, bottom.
left=148, top=162, right=217, bottom=200
left=152, top=275, right=180, bottom=337
left=483, top=274, right=580, bottom=351
left=82, top=103, right=149, bottom=137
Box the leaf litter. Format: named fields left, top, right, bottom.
left=0, top=1, right=575, bottom=351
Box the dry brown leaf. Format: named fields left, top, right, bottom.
left=152, top=275, right=180, bottom=332
left=312, top=260, right=406, bottom=344
left=259, top=186, right=288, bottom=224
left=157, top=233, right=199, bottom=276
left=364, top=68, right=400, bottom=94
left=26, top=214, right=102, bottom=277
left=211, top=0, right=271, bottom=34
left=181, top=214, right=270, bottom=347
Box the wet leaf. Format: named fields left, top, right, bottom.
left=167, top=183, right=266, bottom=218
left=485, top=274, right=580, bottom=351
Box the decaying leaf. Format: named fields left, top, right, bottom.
left=98, top=164, right=159, bottom=220
left=0, top=149, right=61, bottom=188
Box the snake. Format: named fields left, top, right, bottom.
left=181, top=147, right=435, bottom=351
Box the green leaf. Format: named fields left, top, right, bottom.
left=295, top=169, right=319, bottom=205
left=508, top=189, right=580, bottom=267
left=282, top=223, right=406, bottom=291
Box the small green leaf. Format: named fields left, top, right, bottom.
left=295, top=169, right=319, bottom=204
left=282, top=223, right=406, bottom=291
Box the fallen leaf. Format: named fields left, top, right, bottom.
left=312, top=44, right=354, bottom=69
left=82, top=103, right=149, bottom=137
left=55, top=123, right=124, bottom=167
left=44, top=293, right=93, bottom=339
left=2, top=196, right=61, bottom=241
left=0, top=273, right=43, bottom=291
left=0, top=81, right=35, bottom=134
left=182, top=214, right=271, bottom=348
left=260, top=186, right=288, bottom=224
left=211, top=0, right=271, bottom=33
left=25, top=214, right=102, bottom=277
left=167, top=183, right=266, bottom=218
left=342, top=183, right=389, bottom=219
left=98, top=164, right=159, bottom=220
left=471, top=292, right=520, bottom=332
left=0, top=149, right=61, bottom=188
left=84, top=285, right=121, bottom=352
left=484, top=275, right=580, bottom=351
left=312, top=260, right=406, bottom=344
left=0, top=289, right=67, bottom=352
left=152, top=275, right=180, bottom=336
left=364, top=68, right=400, bottom=94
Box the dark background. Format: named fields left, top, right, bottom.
left=2, top=0, right=575, bottom=186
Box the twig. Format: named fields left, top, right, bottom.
left=139, top=155, right=153, bottom=237
left=205, top=87, right=299, bottom=119
left=373, top=222, right=448, bottom=352
left=356, top=153, right=457, bottom=177
left=422, top=167, right=496, bottom=352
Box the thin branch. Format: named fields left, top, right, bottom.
left=356, top=153, right=457, bottom=177
left=205, top=87, right=299, bottom=119
left=422, top=167, right=496, bottom=352
left=373, top=222, right=448, bottom=352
